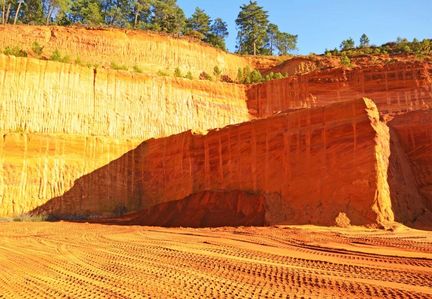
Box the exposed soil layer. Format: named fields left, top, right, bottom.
left=114, top=190, right=266, bottom=227
left=0, top=222, right=431, bottom=298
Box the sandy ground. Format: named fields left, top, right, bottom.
left=0, top=223, right=431, bottom=298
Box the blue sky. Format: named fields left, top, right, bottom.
left=177, top=0, right=432, bottom=54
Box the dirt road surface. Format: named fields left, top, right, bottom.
left=0, top=222, right=431, bottom=298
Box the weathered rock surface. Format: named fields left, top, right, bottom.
left=1, top=26, right=431, bottom=228
left=248, top=62, right=432, bottom=117
left=0, top=25, right=252, bottom=79
left=33, top=99, right=394, bottom=227
left=0, top=55, right=250, bottom=139
left=267, top=57, right=319, bottom=76
left=0, top=55, right=250, bottom=217
left=0, top=133, right=140, bottom=217
left=388, top=110, right=432, bottom=228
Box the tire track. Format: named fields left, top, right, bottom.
left=0, top=222, right=430, bottom=298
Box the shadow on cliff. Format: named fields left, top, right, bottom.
left=29, top=142, right=148, bottom=221
left=29, top=114, right=432, bottom=229
left=29, top=140, right=267, bottom=227
left=90, top=190, right=266, bottom=228
left=387, top=117, right=432, bottom=231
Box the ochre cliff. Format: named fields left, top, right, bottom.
left=0, top=25, right=252, bottom=79
left=0, top=55, right=251, bottom=217
left=248, top=61, right=432, bottom=117
left=1, top=26, right=432, bottom=228
left=0, top=55, right=250, bottom=139
left=33, top=99, right=394, bottom=227
left=0, top=133, right=139, bottom=217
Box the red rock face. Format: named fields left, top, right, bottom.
left=34, top=99, right=394, bottom=227
left=1, top=26, right=431, bottom=228
left=388, top=111, right=432, bottom=227
left=247, top=62, right=432, bottom=117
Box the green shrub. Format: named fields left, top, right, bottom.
left=49, top=50, right=70, bottom=63
left=213, top=65, right=222, bottom=77
left=273, top=72, right=285, bottom=80
left=174, top=67, right=182, bottom=77
left=157, top=70, right=169, bottom=76
left=340, top=53, right=351, bottom=67
left=237, top=68, right=243, bottom=83
left=133, top=65, right=143, bottom=73
left=250, top=69, right=263, bottom=83
left=185, top=71, right=193, bottom=80
left=3, top=46, right=27, bottom=57
left=75, top=56, right=83, bottom=65
left=62, top=55, right=70, bottom=63
left=243, top=66, right=251, bottom=81
left=50, top=49, right=62, bottom=61
left=110, top=62, right=128, bottom=71
left=31, top=41, right=44, bottom=56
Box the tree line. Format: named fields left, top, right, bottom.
left=326, top=34, right=431, bottom=57
left=1, top=0, right=297, bottom=55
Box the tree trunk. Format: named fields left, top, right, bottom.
left=2, top=0, right=5, bottom=25
left=13, top=1, right=22, bottom=25
left=253, top=41, right=256, bottom=56
left=46, top=6, right=54, bottom=25
left=134, top=12, right=139, bottom=28
left=5, top=2, right=10, bottom=24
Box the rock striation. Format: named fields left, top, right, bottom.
left=33, top=99, right=394, bottom=227
left=0, top=54, right=250, bottom=217
left=1, top=26, right=431, bottom=228
left=0, top=25, right=252, bottom=79
left=0, top=55, right=250, bottom=139
left=388, top=110, right=432, bottom=227
left=248, top=61, right=432, bottom=117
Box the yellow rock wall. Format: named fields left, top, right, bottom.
left=0, top=25, right=252, bottom=79
left=0, top=133, right=139, bottom=217
left=0, top=55, right=250, bottom=139
left=0, top=55, right=250, bottom=217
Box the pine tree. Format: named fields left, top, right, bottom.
left=235, top=1, right=269, bottom=55
left=206, top=18, right=228, bottom=50
left=340, top=38, right=355, bottom=51
left=67, top=0, right=103, bottom=25
left=21, top=0, right=44, bottom=24
left=101, top=0, right=133, bottom=28
left=266, top=23, right=279, bottom=55
left=151, top=0, right=186, bottom=34
left=359, top=33, right=370, bottom=48
left=276, top=32, right=297, bottom=55
left=186, top=7, right=211, bottom=40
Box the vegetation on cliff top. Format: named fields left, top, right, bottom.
left=0, top=0, right=298, bottom=55
left=326, top=35, right=432, bottom=58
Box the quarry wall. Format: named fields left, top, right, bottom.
left=388, top=111, right=432, bottom=227
left=0, top=26, right=431, bottom=228
left=0, top=25, right=252, bottom=79
left=0, top=54, right=250, bottom=217
left=33, top=99, right=394, bottom=227
left=0, top=55, right=250, bottom=139
left=247, top=62, right=432, bottom=117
